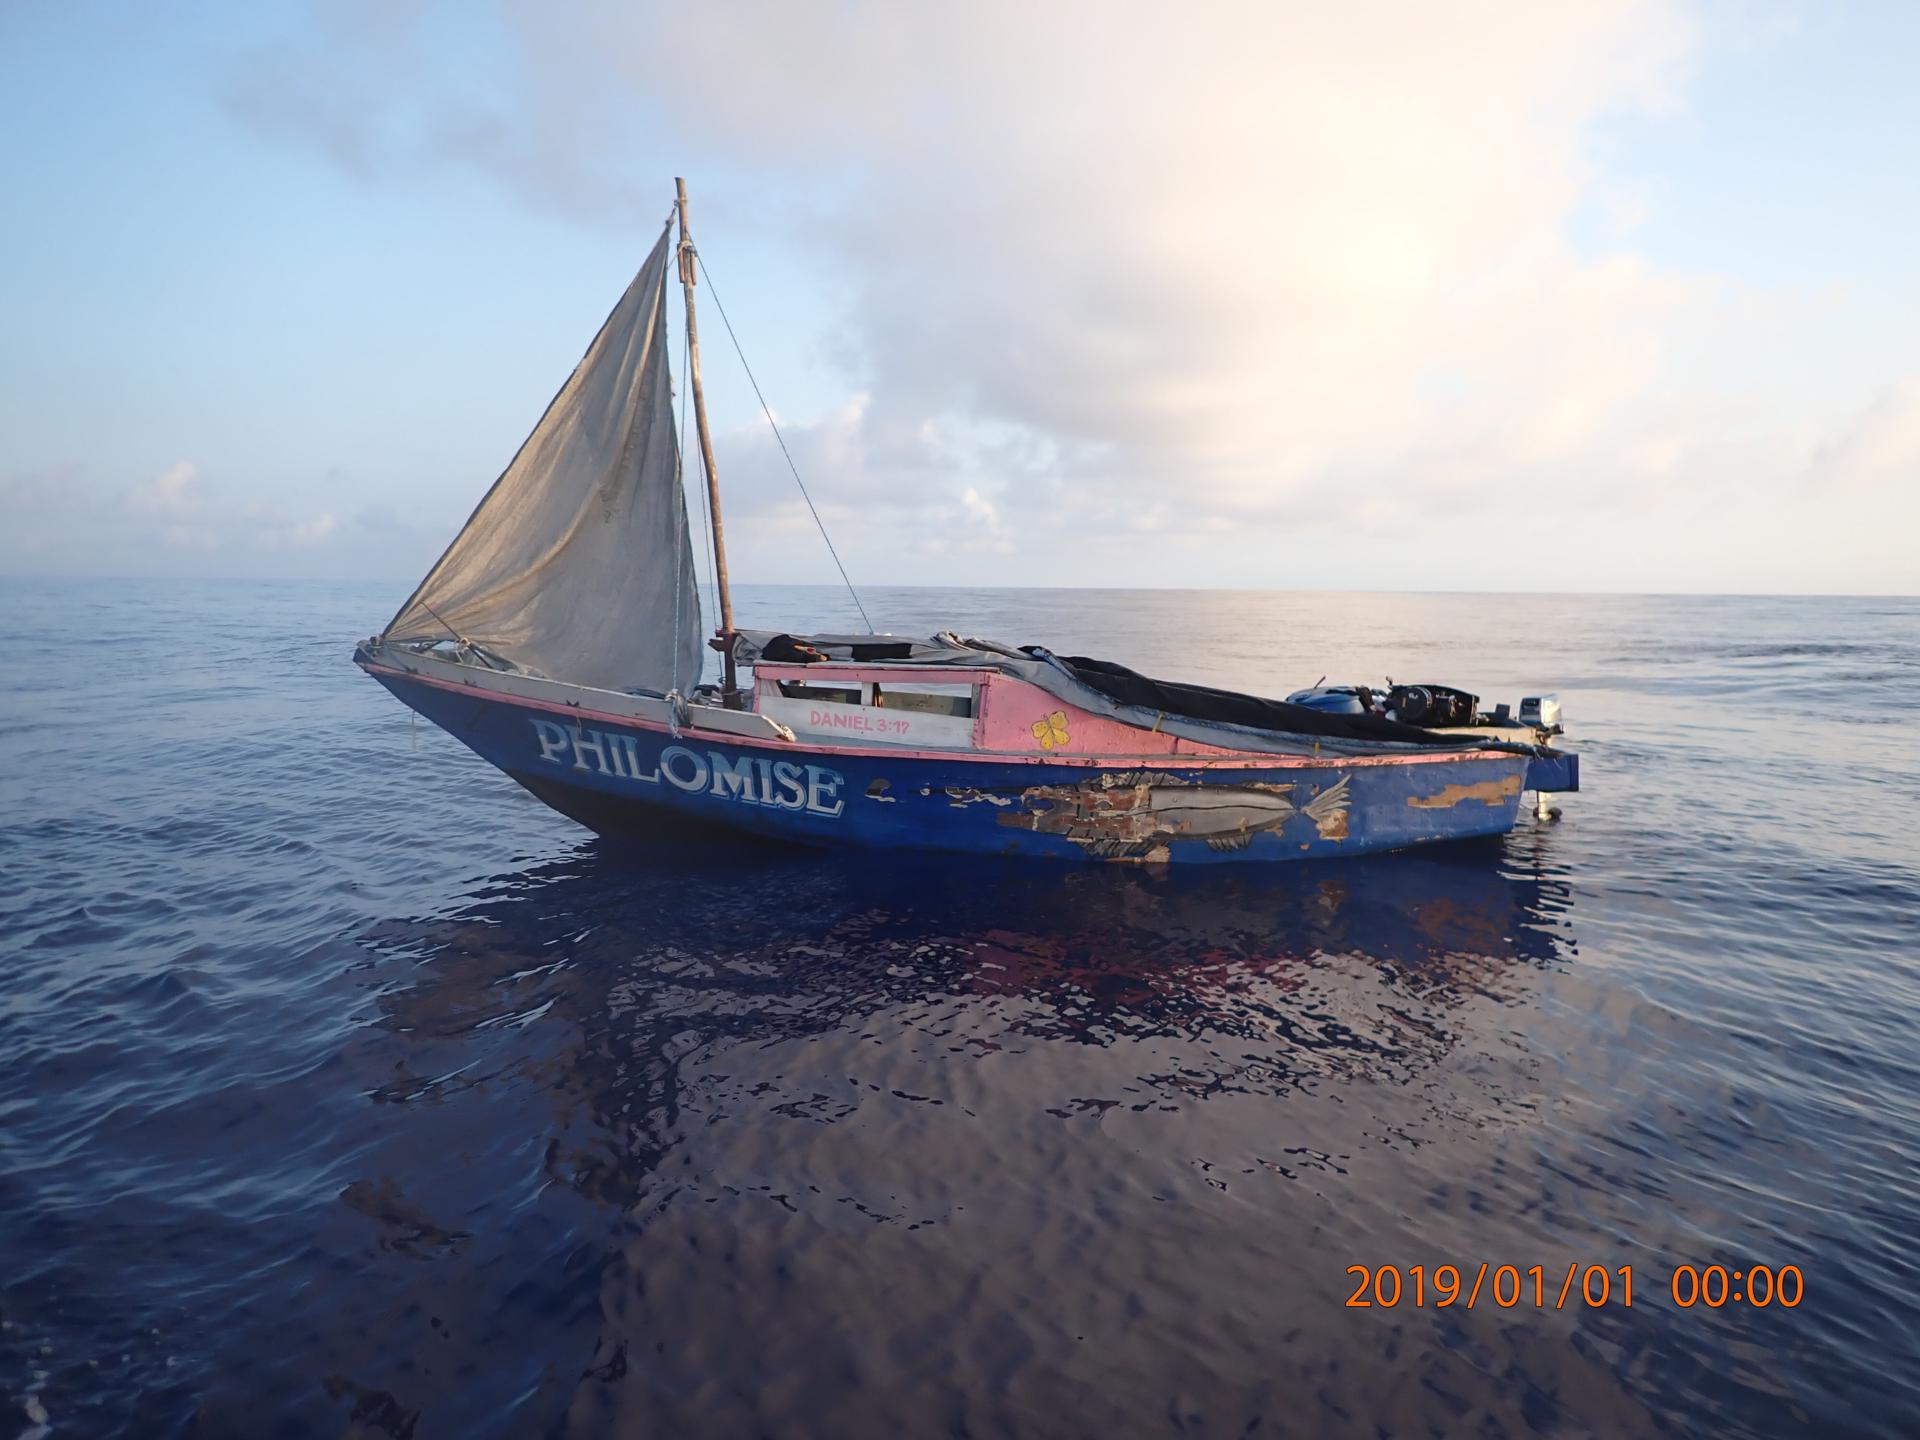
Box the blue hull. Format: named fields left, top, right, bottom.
left=366, top=665, right=1532, bottom=863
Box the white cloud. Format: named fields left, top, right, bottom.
left=960, top=487, right=999, bottom=534
left=125, top=459, right=203, bottom=517
left=113, top=467, right=341, bottom=555
left=606, top=4, right=1697, bottom=536
left=240, top=499, right=341, bottom=548
left=244, top=4, right=1698, bottom=544
left=1814, top=378, right=1920, bottom=486
left=215, top=0, right=1919, bottom=591
left=286, top=511, right=338, bottom=546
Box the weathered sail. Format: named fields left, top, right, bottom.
left=384, top=222, right=703, bottom=695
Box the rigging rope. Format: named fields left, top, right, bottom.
left=693, top=251, right=873, bottom=633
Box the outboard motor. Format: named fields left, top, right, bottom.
left=1518, top=693, right=1562, bottom=731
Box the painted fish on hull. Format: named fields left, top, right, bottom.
left=999, top=770, right=1353, bottom=859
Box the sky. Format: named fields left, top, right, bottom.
left=2, top=0, right=1917, bottom=594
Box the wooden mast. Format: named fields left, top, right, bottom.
left=674, top=177, right=740, bottom=707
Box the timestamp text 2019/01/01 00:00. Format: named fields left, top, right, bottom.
left=1344, top=1263, right=1805, bottom=1311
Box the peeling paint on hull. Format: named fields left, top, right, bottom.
left=366, top=666, right=1533, bottom=864
left=1405, top=775, right=1524, bottom=809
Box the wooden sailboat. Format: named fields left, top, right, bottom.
left=356, top=182, right=1578, bottom=863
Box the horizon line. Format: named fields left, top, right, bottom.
left=2, top=572, right=1914, bottom=601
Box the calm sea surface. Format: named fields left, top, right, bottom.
left=2, top=579, right=1917, bottom=1439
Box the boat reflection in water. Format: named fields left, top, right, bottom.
left=309, top=840, right=1578, bottom=1437
left=359, top=834, right=1574, bottom=1136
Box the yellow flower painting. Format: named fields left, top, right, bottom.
left=1031, top=711, right=1070, bottom=751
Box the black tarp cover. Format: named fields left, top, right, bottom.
left=1042, top=653, right=1469, bottom=748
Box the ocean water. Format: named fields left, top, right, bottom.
left=2, top=577, right=1917, bottom=1440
